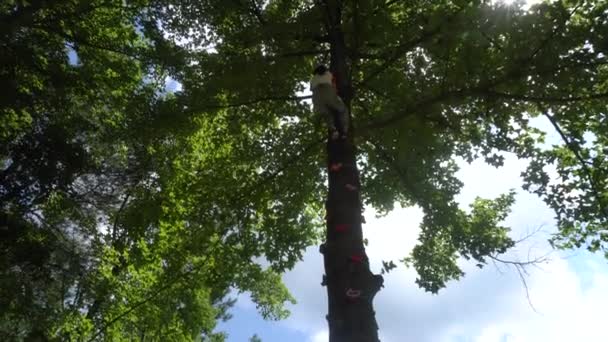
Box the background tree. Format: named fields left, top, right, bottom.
left=2, top=0, right=608, bottom=341
left=2, top=1, right=302, bottom=340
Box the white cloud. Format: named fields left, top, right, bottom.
left=460, top=257, right=608, bottom=342
left=309, top=330, right=328, bottom=342
left=272, top=151, right=608, bottom=342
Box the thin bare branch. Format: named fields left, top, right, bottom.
left=488, top=224, right=551, bottom=313
left=490, top=257, right=507, bottom=275
left=489, top=254, right=550, bottom=267
left=515, top=224, right=548, bottom=244
left=489, top=253, right=550, bottom=314
left=515, top=263, right=540, bottom=314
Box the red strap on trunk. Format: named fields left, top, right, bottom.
left=349, top=254, right=364, bottom=263
left=335, top=223, right=350, bottom=232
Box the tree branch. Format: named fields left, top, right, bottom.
left=364, top=138, right=410, bottom=187
left=514, top=224, right=548, bottom=244
left=231, top=0, right=266, bottom=25
left=203, top=95, right=312, bottom=110
left=111, top=193, right=130, bottom=243
left=356, top=1, right=586, bottom=131
left=358, top=7, right=465, bottom=87
left=356, top=1, right=597, bottom=133
left=538, top=105, right=608, bottom=219
left=275, top=49, right=328, bottom=58
left=489, top=254, right=549, bottom=268
left=367, top=134, right=550, bottom=315
left=372, top=0, right=404, bottom=15
left=27, top=24, right=142, bottom=60
left=489, top=252, right=550, bottom=313
left=526, top=3, right=582, bottom=63
left=357, top=88, right=460, bottom=134
left=249, top=0, right=267, bottom=25
left=484, top=91, right=608, bottom=104
left=357, top=56, right=607, bottom=135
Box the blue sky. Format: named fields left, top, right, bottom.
left=214, top=115, right=608, bottom=342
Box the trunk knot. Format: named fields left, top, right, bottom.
left=373, top=274, right=385, bottom=290
left=319, top=243, right=328, bottom=254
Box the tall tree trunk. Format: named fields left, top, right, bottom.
left=321, top=1, right=383, bottom=341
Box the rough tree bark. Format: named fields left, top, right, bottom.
left=320, top=1, right=384, bottom=341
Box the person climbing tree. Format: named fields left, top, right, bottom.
left=310, top=65, right=349, bottom=140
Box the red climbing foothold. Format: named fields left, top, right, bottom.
left=345, top=184, right=357, bottom=191
left=335, top=223, right=350, bottom=232
left=349, top=254, right=364, bottom=263
left=329, top=163, right=343, bottom=172
left=345, top=288, right=362, bottom=299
